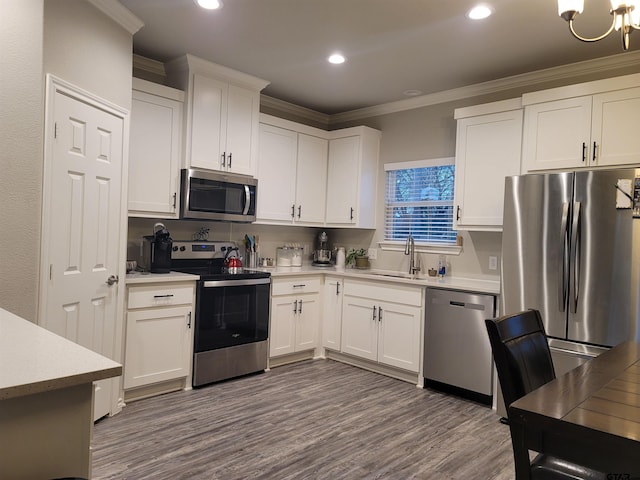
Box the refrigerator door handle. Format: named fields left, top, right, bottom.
left=559, top=202, right=570, bottom=312
left=570, top=201, right=582, bottom=314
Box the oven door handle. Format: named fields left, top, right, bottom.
left=202, top=277, right=270, bottom=288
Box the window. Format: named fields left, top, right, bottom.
left=384, top=158, right=456, bottom=246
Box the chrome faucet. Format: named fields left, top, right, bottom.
left=404, top=234, right=421, bottom=275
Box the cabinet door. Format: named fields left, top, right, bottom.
left=225, top=84, right=259, bottom=176
left=257, top=124, right=297, bottom=222
left=341, top=295, right=378, bottom=362
left=295, top=134, right=328, bottom=224
left=128, top=90, right=181, bottom=218
left=269, top=296, right=297, bottom=357
left=454, top=110, right=522, bottom=230
left=190, top=73, right=226, bottom=171
left=124, top=305, right=192, bottom=389
left=522, top=97, right=592, bottom=171
left=322, top=277, right=343, bottom=350
left=592, top=87, right=640, bottom=167
left=377, top=302, right=421, bottom=373
left=326, top=136, right=359, bottom=224
left=295, top=293, right=320, bottom=352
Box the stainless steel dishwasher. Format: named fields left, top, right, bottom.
left=423, top=288, right=496, bottom=405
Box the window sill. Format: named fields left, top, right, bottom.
left=378, top=241, right=463, bottom=256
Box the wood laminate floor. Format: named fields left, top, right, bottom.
left=92, top=359, right=514, bottom=479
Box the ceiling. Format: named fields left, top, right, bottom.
left=120, top=0, right=640, bottom=115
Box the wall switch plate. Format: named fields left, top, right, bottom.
left=368, top=248, right=378, bottom=260
left=489, top=255, right=498, bottom=271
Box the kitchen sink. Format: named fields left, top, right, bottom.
left=368, top=271, right=421, bottom=280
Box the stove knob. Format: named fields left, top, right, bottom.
left=180, top=246, right=186, bottom=251
left=172, top=246, right=179, bottom=251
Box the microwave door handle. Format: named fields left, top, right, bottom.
left=242, top=185, right=251, bottom=215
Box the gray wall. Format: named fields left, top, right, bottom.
left=0, top=0, right=132, bottom=321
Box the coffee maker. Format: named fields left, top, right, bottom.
left=312, top=231, right=332, bottom=266
left=142, top=223, right=173, bottom=273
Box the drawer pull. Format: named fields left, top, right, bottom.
left=293, top=284, right=306, bottom=288
left=153, top=294, right=174, bottom=298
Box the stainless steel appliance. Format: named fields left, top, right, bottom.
left=312, top=231, right=332, bottom=266
left=501, top=168, right=640, bottom=374
left=142, top=222, right=173, bottom=273
left=170, top=240, right=271, bottom=387
left=180, top=168, right=257, bottom=222
left=424, top=288, right=496, bottom=404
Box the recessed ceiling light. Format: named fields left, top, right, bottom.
left=467, top=4, right=492, bottom=20
left=403, top=89, right=423, bottom=97
left=195, top=0, right=223, bottom=10
left=328, top=53, right=346, bottom=64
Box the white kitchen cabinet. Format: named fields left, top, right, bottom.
left=453, top=99, right=523, bottom=231
left=257, top=118, right=328, bottom=225
left=270, top=276, right=321, bottom=357
left=326, top=127, right=381, bottom=228
left=322, top=275, right=343, bottom=351
left=128, top=78, right=183, bottom=218
left=166, top=54, right=269, bottom=176
left=341, top=279, right=422, bottom=372
left=522, top=74, right=640, bottom=171
left=124, top=281, right=195, bottom=393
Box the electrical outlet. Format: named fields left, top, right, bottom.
left=368, top=248, right=378, bottom=260
left=489, top=255, right=498, bottom=271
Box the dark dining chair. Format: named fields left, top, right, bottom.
left=485, top=309, right=606, bottom=480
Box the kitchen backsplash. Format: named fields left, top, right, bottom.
left=127, top=218, right=501, bottom=279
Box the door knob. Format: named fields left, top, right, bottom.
left=106, top=274, right=119, bottom=286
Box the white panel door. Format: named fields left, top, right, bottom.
left=257, top=124, right=297, bottom=222
left=322, top=277, right=343, bottom=350
left=43, top=90, right=124, bottom=421
left=225, top=84, right=258, bottom=175
left=295, top=293, right=320, bottom=352
left=190, top=73, right=225, bottom=170
left=340, top=296, right=378, bottom=362
left=326, top=136, right=359, bottom=224
left=296, top=134, right=328, bottom=224
left=377, top=302, right=421, bottom=372
left=270, top=296, right=297, bottom=357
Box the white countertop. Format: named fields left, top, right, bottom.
left=253, top=265, right=500, bottom=294
left=126, top=271, right=200, bottom=284
left=0, top=308, right=122, bottom=400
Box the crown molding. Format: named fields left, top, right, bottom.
left=329, top=51, right=640, bottom=125
left=133, top=54, right=166, bottom=78
left=260, top=95, right=330, bottom=129
left=88, top=0, right=144, bottom=34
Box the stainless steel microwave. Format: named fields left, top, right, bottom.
left=180, top=168, right=257, bottom=222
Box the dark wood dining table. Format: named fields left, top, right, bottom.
left=509, top=340, right=640, bottom=479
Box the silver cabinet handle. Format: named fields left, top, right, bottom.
left=372, top=305, right=377, bottom=321
left=293, top=300, right=298, bottom=313
left=291, top=204, right=295, bottom=219
left=221, top=152, right=226, bottom=168
left=298, top=205, right=301, bottom=219
left=298, top=299, right=303, bottom=314
left=378, top=306, right=382, bottom=322
left=228, top=152, right=232, bottom=168
left=106, top=275, right=119, bottom=286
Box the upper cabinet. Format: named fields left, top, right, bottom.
left=522, top=73, right=640, bottom=172
left=256, top=115, right=380, bottom=228
left=165, top=54, right=269, bottom=176
left=453, top=99, right=523, bottom=231
left=257, top=115, right=328, bottom=225
left=326, top=127, right=380, bottom=229
left=128, top=78, right=184, bottom=218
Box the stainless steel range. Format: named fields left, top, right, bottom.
left=171, top=241, right=271, bottom=387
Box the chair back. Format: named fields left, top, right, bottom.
left=485, top=309, right=556, bottom=413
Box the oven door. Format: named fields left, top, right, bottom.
left=194, top=277, right=270, bottom=353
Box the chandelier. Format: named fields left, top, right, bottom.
left=558, top=1, right=640, bottom=50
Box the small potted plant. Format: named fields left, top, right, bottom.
left=346, top=248, right=370, bottom=269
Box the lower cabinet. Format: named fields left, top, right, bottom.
left=322, top=275, right=344, bottom=351
left=124, top=281, right=195, bottom=392
left=341, top=279, right=423, bottom=373
left=270, top=276, right=321, bottom=357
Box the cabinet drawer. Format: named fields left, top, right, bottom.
left=271, top=276, right=321, bottom=296
left=343, top=279, right=423, bottom=307
left=127, top=283, right=195, bottom=309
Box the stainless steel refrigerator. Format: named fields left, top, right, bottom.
left=501, top=168, right=640, bottom=378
